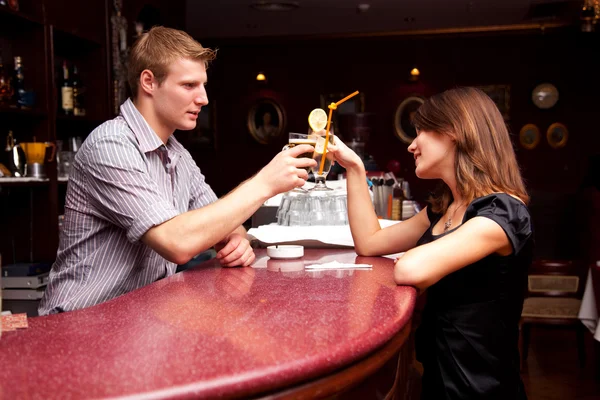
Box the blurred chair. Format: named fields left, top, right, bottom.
left=520, top=259, right=587, bottom=368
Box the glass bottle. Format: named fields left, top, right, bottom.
left=7, top=0, right=19, bottom=12
left=61, top=60, right=73, bottom=115
left=0, top=56, right=14, bottom=106
left=12, top=56, right=25, bottom=108
left=72, top=65, right=85, bottom=116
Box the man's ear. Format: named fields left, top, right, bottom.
left=139, top=69, right=155, bottom=96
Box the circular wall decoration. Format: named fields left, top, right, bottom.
left=519, top=124, right=540, bottom=150
left=546, top=122, right=569, bottom=149
left=532, top=83, right=559, bottom=109
left=247, top=98, right=286, bottom=145
left=394, top=96, right=425, bottom=144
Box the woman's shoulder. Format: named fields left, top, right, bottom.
left=467, top=192, right=533, bottom=253
left=469, top=192, right=528, bottom=212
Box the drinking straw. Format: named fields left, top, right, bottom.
left=318, top=90, right=359, bottom=175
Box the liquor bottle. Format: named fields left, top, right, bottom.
left=7, top=0, right=18, bottom=11
left=12, top=56, right=25, bottom=108
left=391, top=181, right=405, bottom=221
left=72, top=65, right=85, bottom=116
left=61, top=60, right=73, bottom=115
left=5, top=131, right=25, bottom=177
left=0, top=56, right=14, bottom=106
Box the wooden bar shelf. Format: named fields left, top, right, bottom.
left=0, top=8, right=43, bottom=28
left=0, top=0, right=111, bottom=265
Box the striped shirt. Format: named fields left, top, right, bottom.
left=38, top=99, right=218, bottom=315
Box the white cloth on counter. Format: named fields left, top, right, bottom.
left=578, top=268, right=600, bottom=342
left=304, top=261, right=372, bottom=270
left=248, top=219, right=400, bottom=249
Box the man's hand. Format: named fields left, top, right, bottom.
left=216, top=233, right=255, bottom=267
left=255, top=144, right=317, bottom=197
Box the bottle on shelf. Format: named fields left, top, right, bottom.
left=391, top=180, right=405, bottom=221
left=3, top=130, right=15, bottom=176
left=0, top=56, right=14, bottom=106
left=72, top=65, right=85, bottom=116
left=12, top=56, right=25, bottom=108
left=7, top=0, right=18, bottom=12
left=61, top=60, right=73, bottom=115
left=5, top=130, right=25, bottom=177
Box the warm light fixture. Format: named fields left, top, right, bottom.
left=581, top=0, right=600, bottom=32
left=409, top=67, right=420, bottom=82
left=256, top=72, right=267, bottom=81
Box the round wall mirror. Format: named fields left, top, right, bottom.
left=394, top=96, right=424, bottom=144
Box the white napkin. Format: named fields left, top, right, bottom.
left=248, top=219, right=400, bottom=249
left=304, top=261, right=372, bottom=270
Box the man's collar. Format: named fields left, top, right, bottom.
left=120, top=98, right=167, bottom=153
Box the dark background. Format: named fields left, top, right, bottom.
left=1, top=0, right=598, bottom=263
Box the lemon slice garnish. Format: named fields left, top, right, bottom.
left=308, top=108, right=328, bottom=132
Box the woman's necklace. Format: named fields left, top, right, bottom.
left=444, top=203, right=466, bottom=232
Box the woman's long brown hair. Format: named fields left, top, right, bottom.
left=412, top=87, right=529, bottom=213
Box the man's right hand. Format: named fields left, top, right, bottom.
left=142, top=147, right=316, bottom=266
left=255, top=144, right=317, bottom=197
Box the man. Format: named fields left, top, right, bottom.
left=39, top=27, right=314, bottom=315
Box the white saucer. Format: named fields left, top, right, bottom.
left=267, top=245, right=304, bottom=259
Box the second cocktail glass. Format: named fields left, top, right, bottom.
left=308, top=125, right=335, bottom=191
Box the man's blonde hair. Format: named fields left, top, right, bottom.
left=127, top=26, right=216, bottom=99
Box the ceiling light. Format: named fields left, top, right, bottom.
left=409, top=67, right=420, bottom=81
left=250, top=1, right=299, bottom=12
left=256, top=72, right=267, bottom=81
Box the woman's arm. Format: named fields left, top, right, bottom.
left=394, top=216, right=513, bottom=290
left=329, top=139, right=430, bottom=256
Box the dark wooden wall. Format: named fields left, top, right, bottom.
left=187, top=28, right=599, bottom=260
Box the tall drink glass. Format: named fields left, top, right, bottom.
left=282, top=132, right=316, bottom=192
left=308, top=125, right=335, bottom=191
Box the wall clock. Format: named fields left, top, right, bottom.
left=532, top=83, right=559, bottom=109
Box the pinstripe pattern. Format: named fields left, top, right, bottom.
left=39, top=99, right=218, bottom=315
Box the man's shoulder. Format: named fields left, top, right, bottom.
left=85, top=116, right=136, bottom=148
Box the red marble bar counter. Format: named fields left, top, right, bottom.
left=0, top=249, right=416, bottom=399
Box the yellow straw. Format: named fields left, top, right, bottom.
left=318, top=90, right=359, bottom=175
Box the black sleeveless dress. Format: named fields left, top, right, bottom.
left=416, top=193, right=533, bottom=400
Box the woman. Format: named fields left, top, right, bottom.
left=329, top=87, right=532, bottom=399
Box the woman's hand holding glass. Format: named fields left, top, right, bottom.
left=325, top=136, right=364, bottom=172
